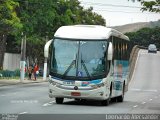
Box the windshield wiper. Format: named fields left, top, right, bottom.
left=81, top=60, right=91, bottom=78
left=62, top=60, right=76, bottom=78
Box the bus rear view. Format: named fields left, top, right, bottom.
left=44, top=25, right=130, bottom=106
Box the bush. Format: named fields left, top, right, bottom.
left=0, top=69, right=21, bottom=77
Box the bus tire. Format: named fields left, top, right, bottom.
left=101, top=84, right=112, bottom=106
left=117, top=83, right=125, bottom=102
left=55, top=98, right=64, bottom=104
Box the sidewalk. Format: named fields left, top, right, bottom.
left=0, top=77, right=48, bottom=87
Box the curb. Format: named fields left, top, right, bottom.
left=0, top=79, right=48, bottom=87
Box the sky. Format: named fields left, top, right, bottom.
left=80, top=0, right=160, bottom=26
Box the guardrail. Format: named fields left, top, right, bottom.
left=128, top=45, right=140, bottom=82
left=138, top=46, right=147, bottom=49
left=126, top=45, right=149, bottom=92
left=125, top=45, right=141, bottom=91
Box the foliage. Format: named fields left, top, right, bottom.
left=0, top=69, right=20, bottom=77
left=15, top=0, right=106, bottom=65
left=0, top=0, right=22, bottom=35
left=0, top=0, right=106, bottom=67
left=129, top=0, right=160, bottom=13
left=16, top=0, right=105, bottom=37
left=141, top=0, right=160, bottom=13
left=126, top=27, right=160, bottom=49
left=0, top=0, right=22, bottom=69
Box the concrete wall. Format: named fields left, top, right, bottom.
left=125, top=45, right=140, bottom=92
left=3, top=53, right=21, bottom=71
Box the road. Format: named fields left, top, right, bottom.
left=0, top=49, right=160, bottom=120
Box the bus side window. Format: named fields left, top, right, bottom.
left=118, top=40, right=121, bottom=60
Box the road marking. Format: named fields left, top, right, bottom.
left=43, top=103, right=50, bottom=106
left=42, top=101, right=55, bottom=107
left=141, top=53, right=148, bottom=55
left=133, top=105, right=138, bottom=108
left=19, top=112, right=28, bottom=114
left=154, top=96, right=158, bottom=99
left=1, top=95, right=6, bottom=96
left=142, top=102, right=146, bottom=104
left=149, top=99, right=153, bottom=101
left=130, top=88, right=141, bottom=91
left=49, top=101, right=55, bottom=104
left=143, top=90, right=157, bottom=92
left=130, top=89, right=157, bottom=92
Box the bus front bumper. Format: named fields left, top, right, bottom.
left=48, top=83, right=110, bottom=100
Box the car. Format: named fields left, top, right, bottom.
left=148, top=44, right=157, bottom=53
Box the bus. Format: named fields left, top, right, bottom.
left=44, top=25, right=130, bottom=106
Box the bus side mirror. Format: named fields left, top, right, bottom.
left=44, top=39, right=53, bottom=58
left=107, top=42, right=113, bottom=61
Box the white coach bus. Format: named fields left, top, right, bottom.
left=44, top=25, right=130, bottom=106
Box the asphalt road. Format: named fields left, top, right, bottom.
left=0, top=49, right=160, bottom=120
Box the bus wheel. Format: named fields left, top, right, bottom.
left=55, top=98, right=64, bottom=104
left=117, top=84, right=125, bottom=102
left=101, top=85, right=112, bottom=106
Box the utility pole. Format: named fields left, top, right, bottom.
left=20, top=33, right=26, bottom=82
left=43, top=36, right=48, bottom=80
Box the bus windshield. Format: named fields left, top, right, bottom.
left=50, top=38, right=108, bottom=80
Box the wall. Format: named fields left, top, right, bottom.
left=3, top=53, right=21, bottom=71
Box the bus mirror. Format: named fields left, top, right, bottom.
left=107, top=42, right=113, bottom=61
left=44, top=39, right=53, bottom=58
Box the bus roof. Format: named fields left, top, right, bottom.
left=54, top=25, right=129, bottom=41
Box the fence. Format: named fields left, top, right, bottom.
left=3, top=53, right=21, bottom=71
left=125, top=45, right=148, bottom=91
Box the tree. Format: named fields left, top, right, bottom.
left=1, top=0, right=106, bottom=67
left=141, top=0, right=160, bottom=13
left=129, top=0, right=160, bottom=13
left=126, top=27, right=160, bottom=48
left=14, top=0, right=106, bottom=66
left=0, top=0, right=22, bottom=69
left=78, top=7, right=106, bottom=25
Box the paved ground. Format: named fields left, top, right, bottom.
left=0, top=50, right=160, bottom=120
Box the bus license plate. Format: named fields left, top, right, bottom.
left=63, top=81, right=74, bottom=86
left=71, top=92, right=81, bottom=96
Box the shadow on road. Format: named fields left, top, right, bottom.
left=62, top=98, right=121, bottom=107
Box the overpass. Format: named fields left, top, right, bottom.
left=125, top=49, right=160, bottom=113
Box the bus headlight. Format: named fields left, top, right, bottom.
left=90, top=83, right=105, bottom=89
left=49, top=79, right=61, bottom=86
